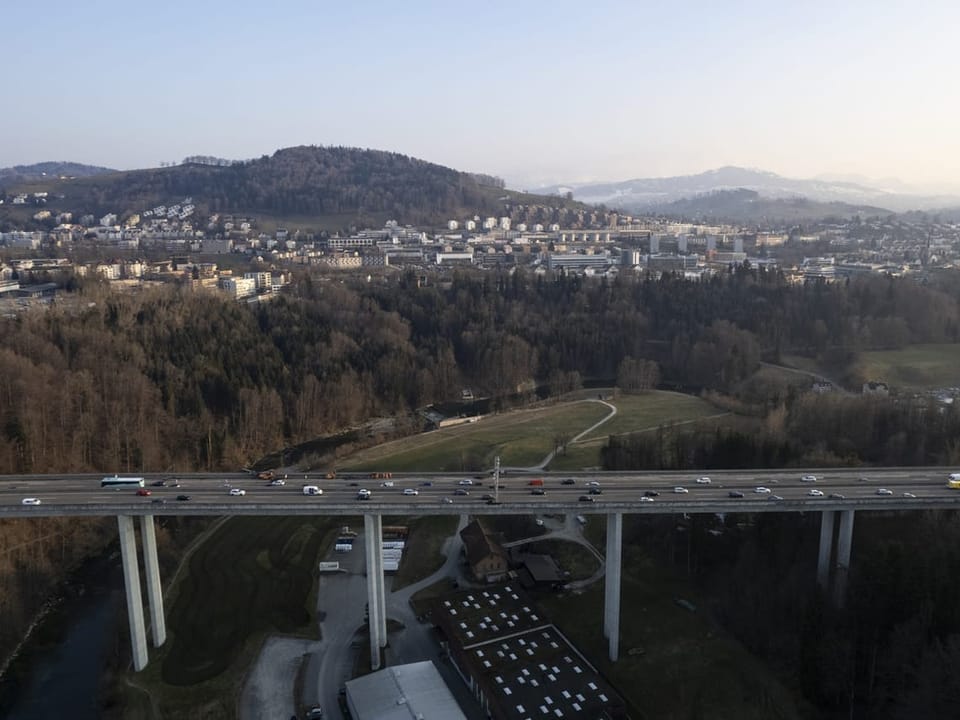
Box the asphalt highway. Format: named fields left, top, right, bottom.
left=2, top=468, right=960, bottom=517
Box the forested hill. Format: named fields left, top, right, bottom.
left=652, top=188, right=892, bottom=223
left=0, top=161, right=116, bottom=183
left=6, top=146, right=588, bottom=226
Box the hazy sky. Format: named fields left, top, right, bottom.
left=4, top=0, right=959, bottom=189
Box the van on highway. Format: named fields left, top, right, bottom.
left=302, top=485, right=322, bottom=495
left=948, top=473, right=960, bottom=488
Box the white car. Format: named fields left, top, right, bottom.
left=801, top=475, right=818, bottom=483
left=587, top=480, right=601, bottom=487
left=21, top=497, right=41, bottom=505
left=380, top=481, right=395, bottom=487
left=458, top=479, right=474, bottom=486
left=695, top=476, right=711, bottom=484
left=229, top=488, right=246, bottom=496
left=673, top=487, right=689, bottom=494
left=357, top=489, right=372, bottom=500
left=876, top=488, right=894, bottom=496
left=807, top=489, right=824, bottom=497
left=754, top=487, right=771, bottom=494
left=903, top=492, right=917, bottom=498
left=402, top=488, right=419, bottom=496
left=639, top=496, right=655, bottom=503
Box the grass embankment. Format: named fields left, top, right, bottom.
left=539, top=538, right=804, bottom=720
left=389, top=515, right=459, bottom=591
left=131, top=516, right=340, bottom=719
left=341, top=401, right=610, bottom=471
left=855, top=344, right=960, bottom=389
left=549, top=392, right=721, bottom=470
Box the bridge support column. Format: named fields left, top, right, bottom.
left=364, top=513, right=385, bottom=669
left=834, top=510, right=856, bottom=608
left=140, top=515, right=166, bottom=647
left=603, top=513, right=623, bottom=662
left=817, top=510, right=836, bottom=590
left=118, top=515, right=148, bottom=672
left=373, top=513, right=387, bottom=648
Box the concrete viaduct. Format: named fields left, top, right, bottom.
left=2, top=466, right=959, bottom=672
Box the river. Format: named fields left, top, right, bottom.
left=0, top=553, right=125, bottom=720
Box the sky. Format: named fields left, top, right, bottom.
left=4, top=0, right=960, bottom=190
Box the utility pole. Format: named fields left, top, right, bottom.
left=494, top=455, right=501, bottom=504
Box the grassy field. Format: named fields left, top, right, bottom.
left=538, top=542, right=805, bottom=720
left=130, top=516, right=342, bottom=719
left=855, top=344, right=960, bottom=389
left=340, top=392, right=720, bottom=473
left=389, top=515, right=459, bottom=591
left=340, top=401, right=611, bottom=471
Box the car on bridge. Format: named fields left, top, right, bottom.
left=176, top=495, right=191, bottom=501
left=229, top=488, right=246, bottom=496
left=588, top=487, right=602, bottom=495
left=21, top=498, right=41, bottom=505
left=876, top=488, right=894, bottom=496
left=807, top=489, right=824, bottom=497
left=644, top=490, right=659, bottom=497
left=561, top=478, right=576, bottom=485
left=801, top=475, right=818, bottom=482
left=136, top=489, right=152, bottom=496
left=728, top=491, right=744, bottom=498
left=754, top=487, right=771, bottom=494
left=639, top=496, right=655, bottom=503
left=903, top=492, right=917, bottom=498
left=673, top=487, right=689, bottom=494
left=695, top=476, right=711, bottom=484
left=586, top=481, right=601, bottom=487
left=357, top=489, right=372, bottom=500
left=402, top=488, right=419, bottom=496
left=458, top=479, right=474, bottom=486
left=579, top=495, right=595, bottom=502
left=830, top=493, right=846, bottom=500
left=454, top=488, right=469, bottom=496
left=531, top=488, right=546, bottom=496
left=269, top=478, right=285, bottom=486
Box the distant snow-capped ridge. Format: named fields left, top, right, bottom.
left=530, top=166, right=960, bottom=213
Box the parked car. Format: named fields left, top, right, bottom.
left=229, top=488, right=246, bottom=496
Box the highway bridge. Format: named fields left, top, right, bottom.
left=3, top=466, right=959, bottom=673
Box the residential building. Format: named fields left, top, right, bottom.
left=460, top=520, right=509, bottom=583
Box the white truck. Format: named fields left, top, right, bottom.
left=303, top=485, right=322, bottom=496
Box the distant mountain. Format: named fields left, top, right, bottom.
left=534, top=166, right=960, bottom=214
left=2, top=146, right=587, bottom=227
left=648, top=188, right=893, bottom=224
left=0, top=161, right=116, bottom=184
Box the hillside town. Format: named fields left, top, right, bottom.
left=3, top=190, right=960, bottom=314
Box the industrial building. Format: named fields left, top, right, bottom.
left=344, top=660, right=467, bottom=720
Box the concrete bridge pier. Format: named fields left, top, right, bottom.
left=603, top=513, right=623, bottom=662
left=833, top=510, right=856, bottom=608
left=364, top=513, right=387, bottom=669
left=140, top=515, right=167, bottom=647
left=817, top=510, right=836, bottom=590
left=118, top=514, right=149, bottom=671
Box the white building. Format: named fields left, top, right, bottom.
left=220, top=277, right=257, bottom=299
left=498, top=217, right=511, bottom=231
left=100, top=213, right=118, bottom=227
left=482, top=217, right=497, bottom=230
left=464, top=220, right=477, bottom=231
left=447, top=220, right=459, bottom=231
left=345, top=661, right=465, bottom=720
